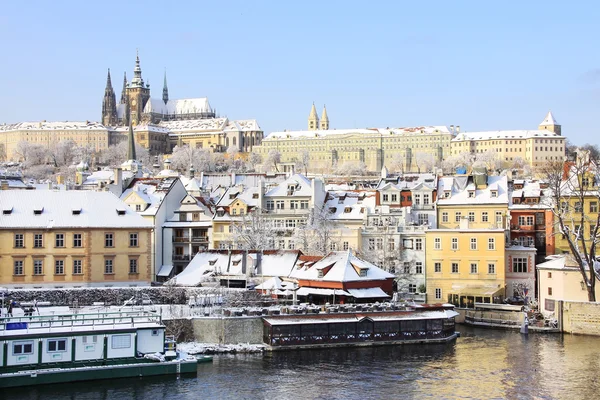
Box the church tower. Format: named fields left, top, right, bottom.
left=308, top=103, right=319, bottom=131
left=539, top=111, right=561, bottom=136
left=126, top=51, right=151, bottom=126
left=320, top=105, right=329, bottom=130
left=162, top=70, right=169, bottom=105
left=101, top=69, right=118, bottom=126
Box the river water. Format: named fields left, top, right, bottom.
left=6, top=326, right=600, bottom=400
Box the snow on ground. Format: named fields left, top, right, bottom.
left=178, top=342, right=265, bottom=354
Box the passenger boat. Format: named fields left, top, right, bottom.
left=0, top=310, right=207, bottom=388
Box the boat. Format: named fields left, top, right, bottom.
left=0, top=310, right=206, bottom=388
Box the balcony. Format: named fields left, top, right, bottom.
left=172, top=254, right=191, bottom=261
left=411, top=204, right=434, bottom=210
left=510, top=225, right=544, bottom=232
left=173, top=236, right=209, bottom=243
left=397, top=225, right=427, bottom=233
left=263, top=208, right=310, bottom=215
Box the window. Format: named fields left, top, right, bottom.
left=548, top=287, right=553, bottom=296
left=442, top=212, right=449, bottom=223
left=266, top=200, right=274, bottom=211
left=343, top=241, right=349, bottom=251
left=518, top=216, right=534, bottom=226
left=548, top=272, right=552, bottom=278
left=415, top=262, right=423, bottom=274
left=582, top=177, right=590, bottom=187
left=55, top=233, right=65, bottom=248
left=468, top=191, right=475, bottom=198
left=488, top=263, right=496, bottom=274
left=482, top=212, right=488, bottom=223
left=129, top=232, right=138, bottom=247
left=73, top=259, right=83, bottom=275
left=129, top=259, right=138, bottom=274
left=415, top=239, right=423, bottom=251
left=33, top=260, right=43, bottom=275
left=376, top=238, right=383, bottom=250
left=179, top=212, right=187, bottom=222
left=470, top=263, right=478, bottom=274
left=470, top=238, right=477, bottom=250
left=435, top=288, right=442, bottom=300
left=423, top=194, right=430, bottom=205
left=488, top=238, right=495, bottom=250
left=13, top=341, right=34, bottom=355
left=491, top=191, right=498, bottom=198
left=403, top=262, right=410, bottom=274
left=468, top=212, right=475, bottom=222
left=391, top=194, right=398, bottom=202
left=434, top=262, right=442, bottom=273
left=383, top=194, right=389, bottom=202
left=231, top=209, right=237, bottom=215
left=408, top=284, right=417, bottom=294
left=104, top=259, right=113, bottom=274
left=418, top=213, right=429, bottom=225
left=105, top=233, right=114, bottom=248
left=276, top=200, right=285, bottom=210
left=512, top=257, right=528, bottom=273
left=48, top=339, right=67, bottom=352
left=434, top=237, right=441, bottom=250
left=451, top=263, right=459, bottom=273
left=451, top=238, right=458, bottom=250
left=455, top=212, right=462, bottom=222
left=591, top=202, right=598, bottom=213
left=55, top=260, right=65, bottom=275
left=34, top=233, right=43, bottom=248
left=300, top=200, right=309, bottom=209
left=290, top=200, right=299, bottom=209
left=14, top=260, right=24, bottom=275
left=73, top=233, right=82, bottom=248
left=111, top=335, right=132, bottom=349
left=14, top=233, right=24, bottom=248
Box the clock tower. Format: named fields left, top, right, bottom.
left=126, top=51, right=150, bottom=125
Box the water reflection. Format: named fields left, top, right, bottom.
left=6, top=327, right=600, bottom=400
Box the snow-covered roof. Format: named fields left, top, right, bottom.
left=224, top=119, right=261, bottom=132
left=265, top=126, right=451, bottom=140
left=263, top=310, right=457, bottom=326
left=254, top=251, right=300, bottom=277
left=377, top=173, right=437, bottom=191
left=540, top=111, right=558, bottom=126
left=324, top=191, right=375, bottom=221
left=171, top=252, right=232, bottom=286
left=143, top=97, right=212, bottom=115
left=121, top=177, right=180, bottom=217
left=0, top=191, right=153, bottom=229
left=536, top=254, right=579, bottom=271
left=289, top=251, right=394, bottom=282
left=0, top=121, right=108, bottom=132
left=83, top=168, right=134, bottom=187
left=452, top=129, right=564, bottom=141
left=160, top=118, right=227, bottom=132
left=437, top=175, right=508, bottom=205
left=265, top=174, right=313, bottom=197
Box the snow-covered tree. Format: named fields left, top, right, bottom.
left=474, top=150, right=502, bottom=172
left=414, top=153, right=434, bottom=173
left=540, top=153, right=600, bottom=301
left=389, top=152, right=405, bottom=174
left=247, top=152, right=262, bottom=172
left=295, top=149, right=310, bottom=176
left=265, top=149, right=281, bottom=172
left=334, top=161, right=368, bottom=176
left=292, top=206, right=338, bottom=255
left=99, top=142, right=149, bottom=167
left=230, top=209, right=275, bottom=250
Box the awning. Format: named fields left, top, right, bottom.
left=450, top=285, right=504, bottom=297
left=157, top=265, right=174, bottom=277
left=346, top=287, right=390, bottom=299
left=296, top=287, right=351, bottom=297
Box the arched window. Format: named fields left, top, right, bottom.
left=226, top=137, right=230, bottom=147
left=233, top=137, right=237, bottom=146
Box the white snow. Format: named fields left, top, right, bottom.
left=177, top=342, right=265, bottom=354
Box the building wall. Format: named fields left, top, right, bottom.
left=537, top=267, right=600, bottom=316
left=425, top=229, right=506, bottom=304
left=554, top=196, right=599, bottom=254
left=561, top=301, right=600, bottom=336
left=0, top=228, right=152, bottom=287
left=191, top=317, right=264, bottom=344
left=437, top=204, right=508, bottom=230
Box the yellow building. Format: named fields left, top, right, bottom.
left=436, top=172, right=509, bottom=230
left=0, top=121, right=112, bottom=161
left=0, top=191, right=153, bottom=288
left=537, top=254, right=600, bottom=316
left=425, top=228, right=506, bottom=307
left=450, top=112, right=565, bottom=168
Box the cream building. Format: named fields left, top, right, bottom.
left=450, top=112, right=565, bottom=167
left=253, top=105, right=454, bottom=173
left=0, top=191, right=153, bottom=288
left=0, top=121, right=112, bottom=161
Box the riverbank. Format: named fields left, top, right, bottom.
left=178, top=342, right=265, bottom=354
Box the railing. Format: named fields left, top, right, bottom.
left=263, top=208, right=310, bottom=215
left=172, top=254, right=191, bottom=261
left=173, top=236, right=209, bottom=243
left=411, top=204, right=435, bottom=210
left=397, top=225, right=427, bottom=232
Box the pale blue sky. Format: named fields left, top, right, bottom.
left=0, top=1, right=599, bottom=144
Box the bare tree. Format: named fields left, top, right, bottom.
left=334, top=161, right=368, bottom=176
left=414, top=153, right=434, bottom=174
left=265, top=149, right=281, bottom=172
left=389, top=152, right=405, bottom=174
left=540, top=153, right=600, bottom=301
left=247, top=152, right=262, bottom=172
left=295, top=149, right=310, bottom=176
left=230, top=208, right=275, bottom=251
left=292, top=206, right=338, bottom=255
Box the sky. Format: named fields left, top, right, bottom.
left=0, top=1, right=599, bottom=145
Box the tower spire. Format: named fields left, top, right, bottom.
left=105, top=68, right=113, bottom=89
left=130, top=50, right=144, bottom=87
left=127, top=118, right=137, bottom=161
left=162, top=69, right=169, bottom=104
left=308, top=102, right=319, bottom=131
left=320, top=104, right=329, bottom=130
left=101, top=68, right=117, bottom=126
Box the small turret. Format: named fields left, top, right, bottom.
left=320, top=105, right=329, bottom=130
left=162, top=69, right=169, bottom=105
left=539, top=111, right=561, bottom=135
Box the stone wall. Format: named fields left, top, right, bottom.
left=191, top=317, right=264, bottom=344
left=561, top=301, right=600, bottom=336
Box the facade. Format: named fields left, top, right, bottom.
left=436, top=171, right=509, bottom=230
left=505, top=245, right=537, bottom=300
left=450, top=112, right=565, bottom=167
left=537, top=255, right=600, bottom=316
left=0, top=191, right=153, bottom=288
left=425, top=228, right=506, bottom=307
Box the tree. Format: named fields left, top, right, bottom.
left=334, top=161, right=368, bottom=176
left=389, top=152, right=405, bottom=174
left=474, top=150, right=501, bottom=172
left=540, top=153, right=600, bottom=301
left=265, top=150, right=281, bottom=172
left=230, top=209, right=275, bottom=251
left=247, top=152, right=262, bottom=172
left=295, top=149, right=310, bottom=176
left=414, top=153, right=434, bottom=174
left=99, top=141, right=149, bottom=168
left=49, top=140, right=77, bottom=168
left=292, top=206, right=338, bottom=255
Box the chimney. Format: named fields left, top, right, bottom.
left=450, top=124, right=454, bottom=134
left=456, top=125, right=461, bottom=133
left=113, top=168, right=122, bottom=188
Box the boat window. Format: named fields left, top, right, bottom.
left=111, top=334, right=132, bottom=349
left=48, top=338, right=67, bottom=352
left=13, top=341, right=34, bottom=355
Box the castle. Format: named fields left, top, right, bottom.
left=101, top=52, right=216, bottom=127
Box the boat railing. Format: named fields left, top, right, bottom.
left=0, top=310, right=162, bottom=333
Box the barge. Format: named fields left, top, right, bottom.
left=0, top=310, right=204, bottom=388
left=262, top=303, right=459, bottom=350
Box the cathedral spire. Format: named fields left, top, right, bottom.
left=127, top=119, right=137, bottom=161
left=101, top=68, right=117, bottom=126
left=320, top=105, right=329, bottom=130
left=105, top=68, right=113, bottom=90
left=162, top=69, right=169, bottom=105
left=120, top=71, right=128, bottom=104
left=308, top=102, right=319, bottom=131
left=130, top=50, right=145, bottom=88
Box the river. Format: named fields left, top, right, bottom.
left=5, top=326, right=600, bottom=400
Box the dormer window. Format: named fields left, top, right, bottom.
left=359, top=269, right=368, bottom=277
left=116, top=208, right=126, bottom=216
left=252, top=193, right=259, bottom=199
left=232, top=260, right=241, bottom=266
left=468, top=191, right=475, bottom=198
left=209, top=259, right=217, bottom=266
left=3, top=207, right=13, bottom=215
left=229, top=194, right=236, bottom=200
left=329, top=207, right=337, bottom=213
left=318, top=270, right=324, bottom=278
left=72, top=208, right=81, bottom=215
left=444, top=191, right=450, bottom=198
left=491, top=190, right=498, bottom=198
left=344, top=207, right=352, bottom=213
left=33, top=207, right=44, bottom=215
